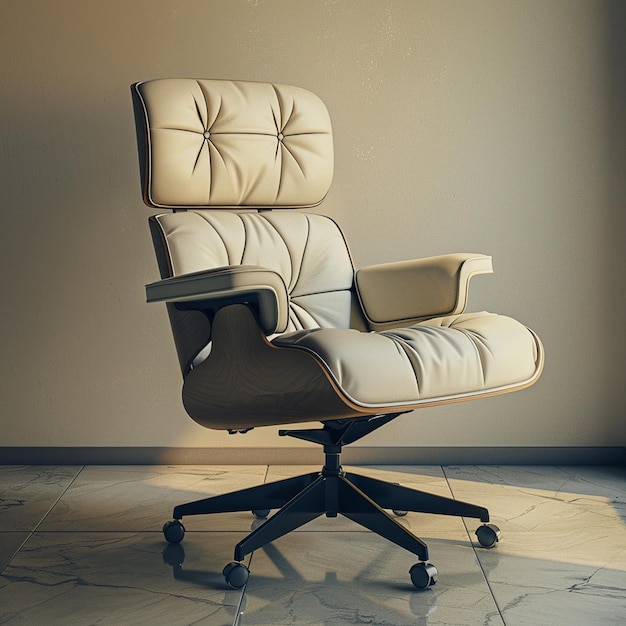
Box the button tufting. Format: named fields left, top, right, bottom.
left=203, top=131, right=211, bottom=139
left=277, top=132, right=284, bottom=141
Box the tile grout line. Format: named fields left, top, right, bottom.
left=231, top=464, right=270, bottom=626
left=232, top=553, right=253, bottom=626
left=441, top=465, right=508, bottom=625
left=0, top=465, right=87, bottom=576
left=32, top=465, right=87, bottom=533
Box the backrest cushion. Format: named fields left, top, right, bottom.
left=150, top=210, right=356, bottom=373
left=134, top=79, right=334, bottom=209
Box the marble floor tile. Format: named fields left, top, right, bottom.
left=0, top=534, right=28, bottom=573
left=475, top=552, right=626, bottom=625
left=39, top=465, right=271, bottom=533
left=239, top=531, right=502, bottom=625
left=445, top=465, right=626, bottom=625
left=444, top=465, right=626, bottom=501
left=445, top=466, right=626, bottom=566
left=2, top=464, right=625, bottom=624
left=0, top=531, right=248, bottom=625
left=0, top=465, right=82, bottom=532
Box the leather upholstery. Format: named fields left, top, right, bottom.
left=134, top=79, right=333, bottom=209
left=149, top=210, right=356, bottom=374
left=146, top=265, right=290, bottom=335
left=274, top=312, right=541, bottom=409
left=148, top=207, right=543, bottom=426
left=135, top=78, right=544, bottom=429
left=356, top=253, right=494, bottom=330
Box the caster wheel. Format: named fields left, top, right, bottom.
left=393, top=509, right=408, bottom=517
left=223, top=561, right=250, bottom=588
left=252, top=509, right=270, bottom=519
left=162, top=519, right=185, bottom=544
left=409, top=562, right=438, bottom=589
left=476, top=523, right=501, bottom=548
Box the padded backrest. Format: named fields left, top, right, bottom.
left=133, top=79, right=334, bottom=209
left=149, top=210, right=356, bottom=374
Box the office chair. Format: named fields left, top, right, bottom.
left=132, top=79, right=543, bottom=589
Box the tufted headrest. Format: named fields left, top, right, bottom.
left=133, top=79, right=334, bottom=209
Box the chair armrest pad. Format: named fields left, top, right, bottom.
left=355, top=253, right=493, bottom=330
left=146, top=265, right=289, bottom=334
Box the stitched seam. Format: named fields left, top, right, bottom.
left=239, top=214, right=248, bottom=265
left=192, top=141, right=206, bottom=175
left=197, top=82, right=224, bottom=202
left=271, top=85, right=285, bottom=201
left=153, top=216, right=175, bottom=277
left=196, top=81, right=222, bottom=129
left=291, top=287, right=352, bottom=299
left=288, top=302, right=311, bottom=331
left=193, top=94, right=206, bottom=128
left=382, top=332, right=424, bottom=397
left=456, top=327, right=488, bottom=387
left=195, top=212, right=233, bottom=266
left=291, top=215, right=310, bottom=295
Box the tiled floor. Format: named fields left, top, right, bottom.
left=1, top=464, right=625, bottom=625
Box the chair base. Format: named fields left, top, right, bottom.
left=164, top=415, right=494, bottom=587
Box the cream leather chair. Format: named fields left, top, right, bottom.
left=132, top=79, right=543, bottom=590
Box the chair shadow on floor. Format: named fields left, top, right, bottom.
left=162, top=539, right=442, bottom=625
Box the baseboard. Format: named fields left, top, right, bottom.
left=1, top=446, right=624, bottom=465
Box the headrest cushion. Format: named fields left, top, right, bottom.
left=134, top=79, right=334, bottom=209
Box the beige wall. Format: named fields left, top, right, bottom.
left=1, top=0, right=624, bottom=453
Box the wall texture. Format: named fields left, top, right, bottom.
left=1, top=0, right=624, bottom=457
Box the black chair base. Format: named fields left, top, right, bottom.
left=164, top=415, right=493, bottom=587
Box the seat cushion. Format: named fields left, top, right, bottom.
left=273, top=311, right=542, bottom=408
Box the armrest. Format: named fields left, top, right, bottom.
left=355, top=253, right=493, bottom=330
left=146, top=265, right=289, bottom=335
